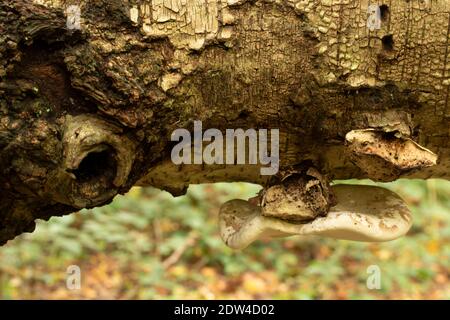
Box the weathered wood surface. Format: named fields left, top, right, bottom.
left=0, top=0, right=449, bottom=244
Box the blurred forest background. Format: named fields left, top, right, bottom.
left=0, top=179, right=448, bottom=299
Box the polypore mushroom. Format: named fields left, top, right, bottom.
left=346, top=129, right=438, bottom=181
left=219, top=184, right=412, bottom=250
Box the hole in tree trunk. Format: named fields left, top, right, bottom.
left=72, top=148, right=117, bottom=185
left=379, top=5, right=389, bottom=22
left=382, top=35, right=394, bottom=52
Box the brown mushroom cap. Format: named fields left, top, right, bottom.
left=219, top=184, right=413, bottom=249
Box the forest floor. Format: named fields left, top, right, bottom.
left=0, top=180, right=448, bottom=299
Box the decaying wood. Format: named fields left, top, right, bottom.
left=0, top=0, right=449, bottom=245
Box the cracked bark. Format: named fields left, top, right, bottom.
left=0, top=0, right=449, bottom=245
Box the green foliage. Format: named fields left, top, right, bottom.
left=0, top=180, right=448, bottom=299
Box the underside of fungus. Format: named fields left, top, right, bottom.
left=219, top=184, right=413, bottom=250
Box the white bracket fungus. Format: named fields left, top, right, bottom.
left=219, top=184, right=412, bottom=250
left=219, top=128, right=434, bottom=249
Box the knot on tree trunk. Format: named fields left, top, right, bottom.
left=45, top=115, right=136, bottom=208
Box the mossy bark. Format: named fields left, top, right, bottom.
left=0, top=0, right=449, bottom=244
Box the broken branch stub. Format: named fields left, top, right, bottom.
left=220, top=185, right=413, bottom=250
left=345, top=129, right=438, bottom=181
left=44, top=115, right=137, bottom=209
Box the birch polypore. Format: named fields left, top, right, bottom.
left=220, top=185, right=413, bottom=249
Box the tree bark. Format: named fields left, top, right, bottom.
left=0, top=0, right=449, bottom=244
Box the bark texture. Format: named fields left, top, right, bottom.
left=0, top=0, right=449, bottom=244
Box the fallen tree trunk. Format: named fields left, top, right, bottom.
left=0, top=0, right=449, bottom=245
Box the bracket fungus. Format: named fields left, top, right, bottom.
left=219, top=185, right=412, bottom=250
left=345, top=129, right=438, bottom=181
